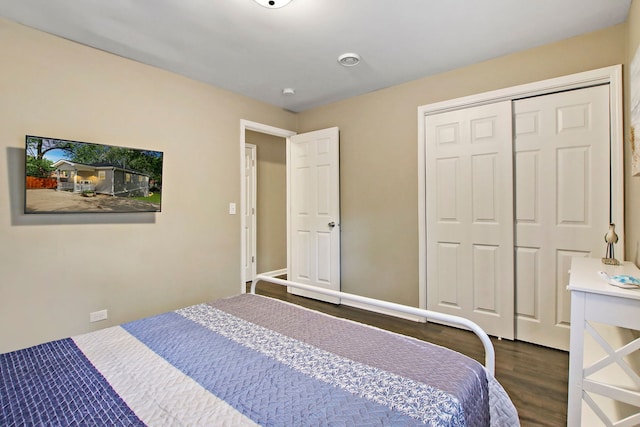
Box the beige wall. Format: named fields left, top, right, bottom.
left=2, top=8, right=638, bottom=353
left=298, top=23, right=628, bottom=306
left=245, top=131, right=287, bottom=274
left=0, top=18, right=296, bottom=353
left=626, top=0, right=640, bottom=265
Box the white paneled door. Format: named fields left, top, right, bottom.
left=244, top=144, right=256, bottom=282
left=289, top=127, right=340, bottom=303
left=514, top=85, right=610, bottom=351
left=425, top=101, right=515, bottom=340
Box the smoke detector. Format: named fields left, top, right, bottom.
left=338, top=53, right=361, bottom=67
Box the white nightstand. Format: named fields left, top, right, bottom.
left=567, top=257, right=640, bottom=426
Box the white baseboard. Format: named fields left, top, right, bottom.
left=341, top=299, right=426, bottom=323
left=257, top=268, right=287, bottom=278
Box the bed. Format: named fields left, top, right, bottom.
left=0, top=276, right=519, bottom=426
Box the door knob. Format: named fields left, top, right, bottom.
left=328, top=221, right=336, bottom=228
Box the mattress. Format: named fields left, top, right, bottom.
left=0, top=294, right=519, bottom=426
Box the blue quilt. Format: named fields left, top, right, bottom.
left=0, top=294, right=519, bottom=426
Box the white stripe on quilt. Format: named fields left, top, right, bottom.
left=178, top=304, right=464, bottom=425
left=73, top=326, right=259, bottom=427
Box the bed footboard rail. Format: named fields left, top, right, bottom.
left=251, top=275, right=496, bottom=376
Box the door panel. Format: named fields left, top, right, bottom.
left=473, top=244, right=498, bottom=313
left=289, top=127, right=340, bottom=303
left=514, top=85, right=610, bottom=350
left=426, top=101, right=514, bottom=339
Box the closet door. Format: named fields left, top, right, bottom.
left=513, top=85, right=610, bottom=351
left=425, top=101, right=514, bottom=339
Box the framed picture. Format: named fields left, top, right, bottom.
left=25, top=135, right=163, bottom=213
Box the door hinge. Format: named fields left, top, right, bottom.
left=252, top=256, right=255, bottom=263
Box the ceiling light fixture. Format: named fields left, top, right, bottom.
left=253, top=0, right=292, bottom=9
left=338, top=53, right=361, bottom=67
left=282, top=88, right=295, bottom=96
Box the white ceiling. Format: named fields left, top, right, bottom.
left=0, top=0, right=631, bottom=112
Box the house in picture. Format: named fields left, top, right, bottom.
left=53, top=160, right=150, bottom=197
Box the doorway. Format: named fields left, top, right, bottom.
left=240, top=121, right=342, bottom=299
left=240, top=121, right=295, bottom=291
left=245, top=131, right=287, bottom=281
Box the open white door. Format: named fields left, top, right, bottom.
left=288, top=127, right=340, bottom=303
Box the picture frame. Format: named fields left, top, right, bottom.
left=25, top=135, right=164, bottom=214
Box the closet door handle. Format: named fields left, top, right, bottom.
left=328, top=221, right=336, bottom=228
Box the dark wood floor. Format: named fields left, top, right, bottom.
left=249, top=282, right=569, bottom=427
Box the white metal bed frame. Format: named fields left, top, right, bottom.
left=251, top=275, right=496, bottom=376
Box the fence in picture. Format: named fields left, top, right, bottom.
left=26, top=176, right=57, bottom=189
